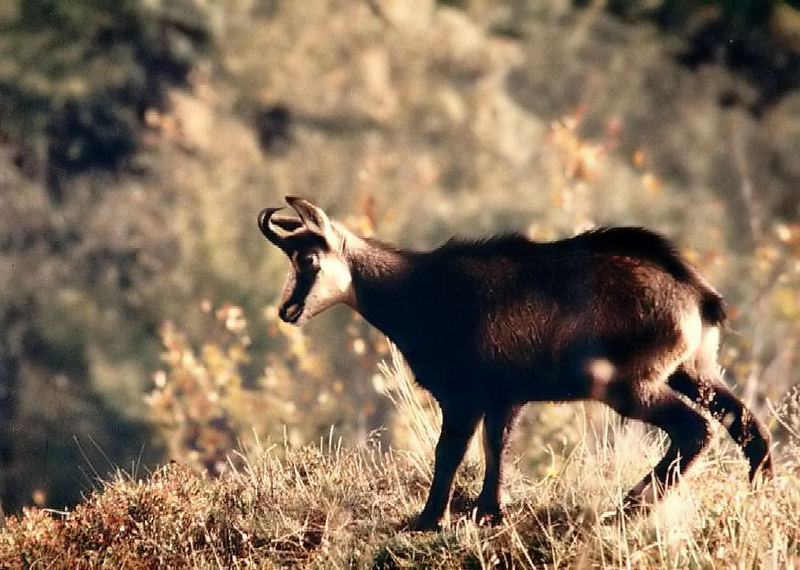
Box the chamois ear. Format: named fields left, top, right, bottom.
left=285, top=196, right=333, bottom=237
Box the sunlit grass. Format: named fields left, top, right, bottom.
left=1, top=347, right=799, bottom=568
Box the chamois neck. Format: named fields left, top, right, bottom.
left=345, top=235, right=414, bottom=333
left=347, top=237, right=408, bottom=279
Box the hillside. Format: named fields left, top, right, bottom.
left=2, top=353, right=799, bottom=568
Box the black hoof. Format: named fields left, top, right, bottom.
left=409, top=514, right=442, bottom=532
left=474, top=506, right=504, bottom=526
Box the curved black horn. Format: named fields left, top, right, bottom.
left=258, top=207, right=292, bottom=249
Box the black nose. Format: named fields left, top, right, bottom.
left=279, top=302, right=303, bottom=324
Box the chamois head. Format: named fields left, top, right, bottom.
left=258, top=197, right=354, bottom=325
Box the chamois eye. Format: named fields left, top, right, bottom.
left=295, top=252, right=320, bottom=272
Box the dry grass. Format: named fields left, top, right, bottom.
left=2, top=350, right=799, bottom=569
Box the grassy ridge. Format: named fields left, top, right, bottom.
left=2, top=353, right=799, bottom=568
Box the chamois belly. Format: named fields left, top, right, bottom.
left=475, top=310, right=695, bottom=404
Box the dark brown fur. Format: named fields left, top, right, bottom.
left=259, top=200, right=773, bottom=530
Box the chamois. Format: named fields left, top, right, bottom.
left=258, top=197, right=773, bottom=530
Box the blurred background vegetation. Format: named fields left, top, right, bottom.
left=0, top=0, right=798, bottom=512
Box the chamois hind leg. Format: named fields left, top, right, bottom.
left=475, top=404, right=522, bottom=524
left=668, top=368, right=773, bottom=481
left=605, top=383, right=712, bottom=514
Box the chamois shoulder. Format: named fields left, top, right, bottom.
left=433, top=233, right=536, bottom=258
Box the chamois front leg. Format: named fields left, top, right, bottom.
left=475, top=404, right=521, bottom=525
left=412, top=405, right=482, bottom=531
